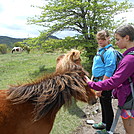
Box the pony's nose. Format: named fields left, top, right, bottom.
left=92, top=98, right=97, bottom=105
left=89, top=97, right=97, bottom=105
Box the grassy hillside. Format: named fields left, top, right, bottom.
left=0, top=51, right=87, bottom=134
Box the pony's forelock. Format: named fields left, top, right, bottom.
left=56, top=49, right=81, bottom=73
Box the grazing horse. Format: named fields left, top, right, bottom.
left=0, top=49, right=96, bottom=134
left=12, top=47, right=23, bottom=53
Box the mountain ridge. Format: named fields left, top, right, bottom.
left=0, top=35, right=59, bottom=48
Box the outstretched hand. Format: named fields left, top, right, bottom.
left=84, top=76, right=102, bottom=97
left=84, top=75, right=92, bottom=83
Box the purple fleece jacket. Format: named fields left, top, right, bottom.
left=87, top=47, right=134, bottom=107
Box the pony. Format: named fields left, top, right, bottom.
left=0, top=49, right=96, bottom=134
left=12, top=47, right=23, bottom=53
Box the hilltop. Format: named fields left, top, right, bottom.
left=0, top=35, right=59, bottom=48
left=0, top=36, right=26, bottom=48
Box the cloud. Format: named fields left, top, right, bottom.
left=0, top=0, right=134, bottom=39
left=53, top=31, right=79, bottom=39
left=114, top=8, right=134, bottom=24
left=0, top=0, right=45, bottom=38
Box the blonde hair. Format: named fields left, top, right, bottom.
left=96, top=30, right=110, bottom=40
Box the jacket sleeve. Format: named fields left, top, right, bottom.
left=87, top=55, right=134, bottom=91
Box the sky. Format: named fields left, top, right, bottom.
left=0, top=0, right=47, bottom=38
left=0, top=0, right=134, bottom=39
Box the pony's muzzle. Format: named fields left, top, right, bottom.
left=89, top=96, right=97, bottom=105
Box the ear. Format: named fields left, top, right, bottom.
left=72, top=52, right=75, bottom=56
left=72, top=51, right=81, bottom=56
left=71, top=52, right=75, bottom=60
left=125, top=35, right=130, bottom=41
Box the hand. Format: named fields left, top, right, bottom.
left=84, top=75, right=92, bottom=83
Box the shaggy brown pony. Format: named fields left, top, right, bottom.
left=0, top=49, right=96, bottom=134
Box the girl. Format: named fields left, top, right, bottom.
left=91, top=30, right=116, bottom=134
left=85, top=24, right=134, bottom=134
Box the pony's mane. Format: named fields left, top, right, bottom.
left=7, top=49, right=89, bottom=121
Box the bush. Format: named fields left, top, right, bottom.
left=0, top=44, right=7, bottom=54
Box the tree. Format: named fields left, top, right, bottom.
left=29, top=0, right=133, bottom=71
left=14, top=42, right=23, bottom=47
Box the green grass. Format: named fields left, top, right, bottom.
left=0, top=51, right=87, bottom=134
left=0, top=52, right=59, bottom=89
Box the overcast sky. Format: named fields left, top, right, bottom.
left=0, top=0, right=134, bottom=39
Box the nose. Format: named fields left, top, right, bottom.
left=92, top=98, right=97, bottom=105
left=92, top=97, right=98, bottom=105
left=88, top=96, right=98, bottom=105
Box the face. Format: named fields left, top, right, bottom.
left=85, top=86, right=97, bottom=105
left=73, top=58, right=81, bottom=66
left=115, top=33, right=127, bottom=49
left=96, top=36, right=110, bottom=47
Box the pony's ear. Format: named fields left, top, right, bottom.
left=72, top=50, right=80, bottom=60
left=72, top=51, right=81, bottom=55
left=71, top=51, right=77, bottom=61
left=72, top=52, right=76, bottom=57
left=66, top=49, right=81, bottom=62
left=72, top=52, right=75, bottom=56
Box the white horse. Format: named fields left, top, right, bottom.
left=12, top=47, right=23, bottom=53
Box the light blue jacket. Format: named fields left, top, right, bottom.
left=92, top=44, right=116, bottom=78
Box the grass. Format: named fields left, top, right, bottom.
left=0, top=51, right=87, bottom=134
left=51, top=100, right=86, bottom=134
left=0, top=52, right=58, bottom=89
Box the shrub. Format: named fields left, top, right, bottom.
left=0, top=44, right=7, bottom=54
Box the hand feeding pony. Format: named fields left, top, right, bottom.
left=0, top=49, right=96, bottom=134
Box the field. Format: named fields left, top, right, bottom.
left=0, top=51, right=87, bottom=134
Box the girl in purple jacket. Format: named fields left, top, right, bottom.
left=85, top=24, right=134, bottom=134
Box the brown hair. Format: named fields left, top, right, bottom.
left=96, top=30, right=110, bottom=40
left=115, top=24, right=134, bottom=41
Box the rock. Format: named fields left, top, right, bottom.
left=72, top=99, right=126, bottom=134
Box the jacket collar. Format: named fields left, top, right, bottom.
left=123, top=47, right=134, bottom=56
left=98, top=44, right=112, bottom=51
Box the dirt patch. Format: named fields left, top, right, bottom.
left=72, top=99, right=126, bottom=134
